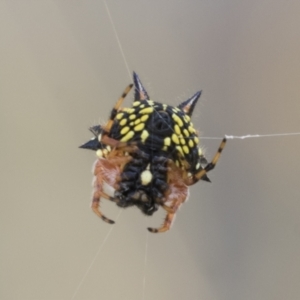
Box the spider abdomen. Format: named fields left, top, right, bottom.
left=80, top=72, right=226, bottom=232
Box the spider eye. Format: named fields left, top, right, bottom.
left=147, top=111, right=173, bottom=136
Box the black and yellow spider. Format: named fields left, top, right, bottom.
left=80, top=72, right=226, bottom=233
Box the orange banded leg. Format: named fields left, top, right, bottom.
left=148, top=188, right=188, bottom=233
left=148, top=200, right=183, bottom=233
left=103, top=84, right=133, bottom=134
left=92, top=157, right=128, bottom=224
left=161, top=204, right=175, bottom=213
left=91, top=190, right=118, bottom=224
left=187, top=137, right=226, bottom=186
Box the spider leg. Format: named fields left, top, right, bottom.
left=103, top=84, right=133, bottom=134
left=147, top=192, right=187, bottom=233
left=92, top=154, right=133, bottom=224
left=162, top=204, right=175, bottom=213
left=148, top=165, right=188, bottom=233
left=91, top=191, right=116, bottom=224
left=186, top=138, right=226, bottom=186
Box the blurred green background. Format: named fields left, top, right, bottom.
left=1, top=1, right=300, bottom=299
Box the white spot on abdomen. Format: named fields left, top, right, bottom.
left=140, top=169, right=153, bottom=185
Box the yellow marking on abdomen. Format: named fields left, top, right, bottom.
left=164, top=137, right=171, bottom=146
left=134, top=123, right=145, bottom=131
left=119, top=118, right=127, bottom=126
left=172, top=114, right=184, bottom=127
left=172, top=133, right=179, bottom=144
left=120, top=126, right=130, bottom=135
left=121, top=131, right=134, bottom=142
left=116, top=113, right=124, bottom=120
left=141, top=130, right=149, bottom=142
left=140, top=107, right=154, bottom=114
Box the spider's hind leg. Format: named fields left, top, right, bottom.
left=91, top=191, right=116, bottom=224
left=147, top=191, right=188, bottom=233
left=148, top=162, right=189, bottom=233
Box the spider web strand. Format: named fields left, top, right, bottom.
left=142, top=221, right=149, bottom=300
left=71, top=210, right=122, bottom=300
left=200, top=132, right=300, bottom=140
left=102, top=0, right=131, bottom=80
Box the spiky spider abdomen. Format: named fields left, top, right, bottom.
left=80, top=72, right=226, bottom=232
left=108, top=101, right=204, bottom=213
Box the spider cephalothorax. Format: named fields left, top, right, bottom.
left=80, top=72, right=226, bottom=232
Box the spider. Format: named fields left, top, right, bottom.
left=80, top=72, right=226, bottom=233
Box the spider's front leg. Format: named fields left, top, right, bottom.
left=186, top=138, right=226, bottom=186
